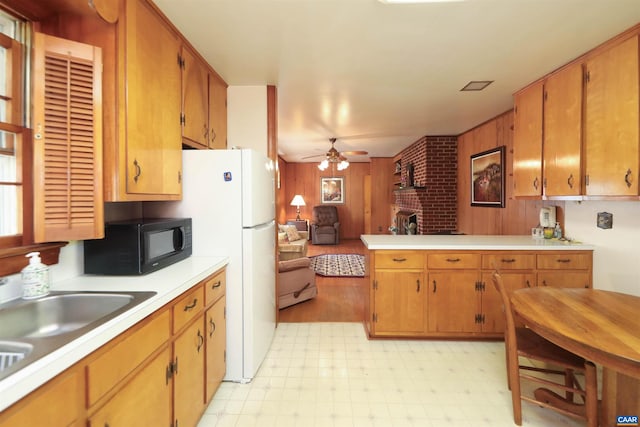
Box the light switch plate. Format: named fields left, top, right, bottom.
left=597, top=212, right=613, bottom=229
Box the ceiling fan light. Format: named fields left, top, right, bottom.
left=318, top=159, right=329, bottom=171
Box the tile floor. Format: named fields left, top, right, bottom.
left=198, top=322, right=587, bottom=427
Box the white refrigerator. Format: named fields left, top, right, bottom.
left=145, top=149, right=276, bottom=383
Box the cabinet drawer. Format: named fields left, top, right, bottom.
left=375, top=251, right=423, bottom=269
left=428, top=253, right=480, bottom=269
left=482, top=253, right=535, bottom=270
left=537, top=272, right=591, bottom=288
left=87, top=309, right=170, bottom=406
left=204, top=269, right=226, bottom=306
left=537, top=253, right=591, bottom=270
left=173, top=285, right=204, bottom=333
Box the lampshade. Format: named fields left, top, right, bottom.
left=290, top=195, right=306, bottom=220
left=290, top=195, right=306, bottom=207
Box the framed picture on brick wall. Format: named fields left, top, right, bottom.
left=470, top=146, right=505, bottom=207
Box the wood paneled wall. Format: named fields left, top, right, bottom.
left=279, top=161, right=370, bottom=239
left=457, top=110, right=564, bottom=234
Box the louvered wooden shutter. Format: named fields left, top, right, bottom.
left=32, top=32, right=104, bottom=242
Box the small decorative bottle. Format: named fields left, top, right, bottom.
left=21, top=252, right=51, bottom=299
left=553, top=222, right=562, bottom=239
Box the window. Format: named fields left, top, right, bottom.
left=0, top=9, right=27, bottom=248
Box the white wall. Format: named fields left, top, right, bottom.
left=565, top=200, right=640, bottom=296
left=227, top=86, right=268, bottom=157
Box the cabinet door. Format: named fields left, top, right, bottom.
left=481, top=272, right=534, bottom=333
left=427, top=272, right=479, bottom=333
left=585, top=35, right=639, bottom=196
left=543, top=62, right=583, bottom=196
left=0, top=369, right=81, bottom=427
left=88, top=347, right=172, bottom=427
left=173, top=316, right=206, bottom=427
left=123, top=0, right=182, bottom=196
left=205, top=298, right=226, bottom=402
left=513, top=81, right=544, bottom=197
left=208, top=72, right=227, bottom=149
left=373, top=270, right=425, bottom=334
left=181, top=46, right=209, bottom=148
left=32, top=32, right=104, bottom=242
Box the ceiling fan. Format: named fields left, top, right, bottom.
left=302, top=138, right=368, bottom=171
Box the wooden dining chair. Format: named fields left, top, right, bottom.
left=491, top=271, right=598, bottom=427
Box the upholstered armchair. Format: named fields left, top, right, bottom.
left=278, top=257, right=317, bottom=309
left=310, top=205, right=340, bottom=245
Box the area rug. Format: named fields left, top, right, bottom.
left=309, top=254, right=365, bottom=277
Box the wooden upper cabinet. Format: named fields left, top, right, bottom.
left=584, top=35, right=639, bottom=196
left=208, top=72, right=228, bottom=149
left=119, top=0, right=182, bottom=198
left=513, top=81, right=544, bottom=197
left=543, top=62, right=584, bottom=197
left=181, top=45, right=209, bottom=149
left=32, top=32, right=104, bottom=242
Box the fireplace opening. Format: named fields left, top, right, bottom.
left=396, top=211, right=417, bottom=235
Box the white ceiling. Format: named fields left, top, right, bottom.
left=154, top=0, right=640, bottom=163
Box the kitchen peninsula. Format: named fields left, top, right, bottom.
left=360, top=234, right=594, bottom=339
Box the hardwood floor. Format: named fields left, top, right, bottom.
left=278, top=239, right=367, bottom=323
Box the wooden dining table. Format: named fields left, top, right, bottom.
left=511, top=287, right=640, bottom=427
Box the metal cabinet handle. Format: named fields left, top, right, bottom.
left=432, top=280, right=437, bottom=293
left=625, top=169, right=633, bottom=188
left=209, top=317, right=216, bottom=337
left=416, top=279, right=420, bottom=293
left=183, top=298, right=198, bottom=311
left=501, top=258, right=515, bottom=263
left=133, top=159, right=141, bottom=183
left=533, top=177, right=539, bottom=190
left=567, top=173, right=574, bottom=189
left=556, top=259, right=571, bottom=264
left=211, top=128, right=217, bottom=143
left=526, top=280, right=531, bottom=288
left=197, top=329, right=204, bottom=353
left=446, top=258, right=460, bottom=263
left=211, top=281, right=222, bottom=289
left=392, top=258, right=407, bottom=262
left=203, top=124, right=208, bottom=139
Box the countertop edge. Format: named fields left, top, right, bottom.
left=0, top=255, right=229, bottom=413
left=360, top=234, right=595, bottom=251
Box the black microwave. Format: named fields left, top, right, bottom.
left=84, top=218, right=192, bottom=275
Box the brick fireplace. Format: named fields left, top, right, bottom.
left=394, top=136, right=457, bottom=234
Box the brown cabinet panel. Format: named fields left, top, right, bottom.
left=87, top=309, right=170, bottom=406
left=482, top=253, right=535, bottom=270
left=584, top=35, right=639, bottom=196
left=173, top=316, right=206, bottom=427
left=204, top=269, right=226, bottom=306
left=208, top=72, right=228, bottom=149
left=205, top=299, right=226, bottom=402
left=428, top=271, right=479, bottom=333
left=537, top=272, right=591, bottom=288
left=536, top=253, right=591, bottom=270
left=374, top=270, right=425, bottom=334
left=481, top=272, right=534, bottom=333
left=173, top=285, right=204, bottom=333
left=513, top=81, right=544, bottom=197
left=543, top=62, right=584, bottom=197
left=375, top=251, right=424, bottom=269
left=182, top=45, right=210, bottom=148
left=88, top=347, right=173, bottom=427
left=428, top=253, right=480, bottom=269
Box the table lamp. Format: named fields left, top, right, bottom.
left=290, top=195, right=306, bottom=221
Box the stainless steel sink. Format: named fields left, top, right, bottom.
left=0, top=290, right=156, bottom=381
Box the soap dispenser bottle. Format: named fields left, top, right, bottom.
left=21, top=252, right=50, bottom=299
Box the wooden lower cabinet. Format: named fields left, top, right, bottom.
left=373, top=270, right=425, bottom=335
left=0, top=268, right=226, bottom=427
left=206, top=298, right=226, bottom=402
left=367, top=249, right=592, bottom=339
left=0, top=368, right=82, bottom=427
left=88, top=347, right=173, bottom=427
left=173, top=315, right=206, bottom=427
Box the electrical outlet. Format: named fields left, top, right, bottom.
left=597, top=212, right=613, bottom=229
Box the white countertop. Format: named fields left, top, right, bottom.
left=0, top=255, right=228, bottom=412
left=360, top=234, right=595, bottom=251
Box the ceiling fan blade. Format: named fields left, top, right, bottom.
left=301, top=153, right=326, bottom=160
left=341, top=150, right=368, bottom=156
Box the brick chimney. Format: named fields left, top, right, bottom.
left=394, top=136, right=457, bottom=234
